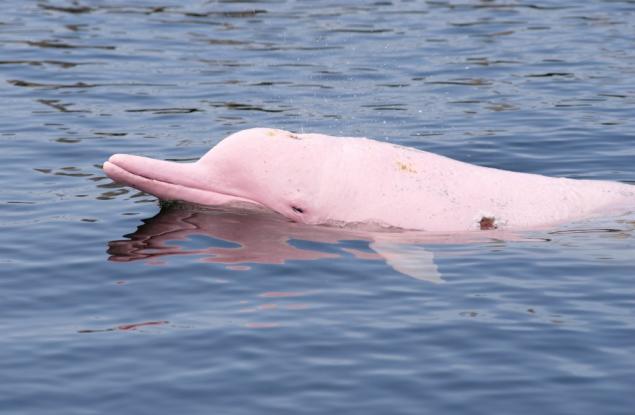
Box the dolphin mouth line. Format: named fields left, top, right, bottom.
left=105, top=159, right=210, bottom=192
left=104, top=159, right=249, bottom=204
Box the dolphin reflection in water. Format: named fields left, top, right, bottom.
left=107, top=203, right=635, bottom=283
left=107, top=203, right=529, bottom=283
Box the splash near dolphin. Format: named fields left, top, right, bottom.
left=103, top=128, right=634, bottom=232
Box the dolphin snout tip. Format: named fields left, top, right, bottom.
left=103, top=154, right=133, bottom=181
left=102, top=160, right=122, bottom=181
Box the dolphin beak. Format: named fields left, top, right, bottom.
left=103, top=154, right=257, bottom=206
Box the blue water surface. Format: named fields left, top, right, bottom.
left=1, top=1, right=635, bottom=414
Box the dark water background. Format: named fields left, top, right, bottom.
left=2, top=1, right=635, bottom=414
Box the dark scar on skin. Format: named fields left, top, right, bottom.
left=479, top=216, right=497, bottom=230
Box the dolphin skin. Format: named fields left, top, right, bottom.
left=103, top=128, right=634, bottom=232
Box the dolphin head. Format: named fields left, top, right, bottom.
left=103, top=128, right=336, bottom=224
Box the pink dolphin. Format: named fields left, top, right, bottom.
left=103, top=128, right=634, bottom=232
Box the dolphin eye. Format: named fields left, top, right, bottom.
left=291, top=206, right=304, bottom=214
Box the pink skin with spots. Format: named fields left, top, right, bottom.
left=103, top=128, right=635, bottom=232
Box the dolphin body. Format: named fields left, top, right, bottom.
left=103, top=128, right=634, bottom=232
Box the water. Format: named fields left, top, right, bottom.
left=2, top=1, right=635, bottom=414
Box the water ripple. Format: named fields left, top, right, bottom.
left=2, top=1, right=635, bottom=414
